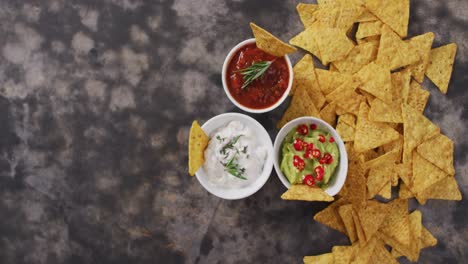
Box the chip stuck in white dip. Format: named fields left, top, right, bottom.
left=203, top=121, right=267, bottom=188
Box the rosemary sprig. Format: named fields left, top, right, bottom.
left=236, top=61, right=273, bottom=89
left=220, top=135, right=243, bottom=155
left=224, top=154, right=247, bottom=180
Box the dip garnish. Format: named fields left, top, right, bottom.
left=220, top=135, right=243, bottom=156
left=237, top=61, right=273, bottom=89
left=223, top=154, right=247, bottom=180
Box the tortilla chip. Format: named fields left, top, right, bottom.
left=290, top=28, right=322, bottom=60
left=417, top=176, right=462, bottom=205
left=426, top=43, right=457, bottom=94
left=365, top=0, right=409, bottom=37
left=421, top=225, right=437, bottom=249
left=356, top=62, right=393, bottom=104
left=314, top=198, right=349, bottom=234
left=407, top=81, right=430, bottom=113
left=371, top=241, right=399, bottom=264
left=380, top=199, right=410, bottom=246
left=336, top=119, right=355, bottom=142
left=416, top=134, right=454, bottom=175
left=339, top=162, right=367, bottom=208
left=281, top=185, right=334, bottom=202
left=406, top=32, right=435, bottom=83
left=327, top=83, right=365, bottom=116
left=368, top=98, right=403, bottom=123
left=314, top=27, right=355, bottom=64
left=303, top=253, right=334, bottom=264
left=356, top=10, right=378, bottom=22
left=320, top=103, right=337, bottom=126
left=377, top=25, right=420, bottom=71
left=250, top=22, right=296, bottom=57
left=378, top=180, right=392, bottom=199
left=315, top=4, right=364, bottom=32
left=297, top=3, right=319, bottom=28
left=354, top=103, right=400, bottom=152
left=338, top=204, right=358, bottom=243
left=333, top=42, right=377, bottom=74
left=391, top=69, right=412, bottom=105
left=277, top=85, right=321, bottom=128
left=357, top=200, right=389, bottom=241
left=352, top=209, right=367, bottom=244
left=332, top=245, right=358, bottom=264
left=399, top=182, right=414, bottom=199
left=356, top=20, right=383, bottom=39
left=291, top=54, right=326, bottom=108
left=353, top=235, right=378, bottom=262
left=401, top=103, right=440, bottom=164
left=340, top=113, right=357, bottom=127
left=188, top=121, right=209, bottom=176
left=316, top=69, right=354, bottom=95
left=367, top=166, right=390, bottom=199
left=364, top=148, right=400, bottom=169
left=412, top=152, right=449, bottom=195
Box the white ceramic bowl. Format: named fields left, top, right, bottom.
left=221, top=38, right=293, bottom=114
left=273, top=117, right=348, bottom=196
left=196, top=113, right=274, bottom=200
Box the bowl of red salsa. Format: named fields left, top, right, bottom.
left=222, top=38, right=293, bottom=113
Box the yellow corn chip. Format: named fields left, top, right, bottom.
left=368, top=98, right=403, bottom=123
left=407, top=81, right=430, bottom=113
left=354, top=103, right=400, bottom=152
left=316, top=69, right=354, bottom=95
left=426, top=43, right=457, bottom=94
left=401, top=103, right=440, bottom=164
left=338, top=204, right=358, bottom=243
left=406, top=32, right=435, bottom=83
left=352, top=209, right=367, bottom=244
left=353, top=235, right=378, bottom=262
left=333, top=42, right=378, bottom=74
left=380, top=199, right=410, bottom=246
left=336, top=119, right=355, bottom=142
left=377, top=180, right=392, bottom=199
left=188, top=121, right=209, bottom=176
left=367, top=167, right=390, bottom=199
left=377, top=25, right=420, bottom=71
left=250, top=22, right=297, bottom=57
left=365, top=0, right=409, bottom=37
left=356, top=62, right=393, bottom=104
left=340, top=113, right=357, bottom=127
left=399, top=182, right=414, bottom=199
left=416, top=134, right=455, bottom=175
left=371, top=241, right=399, bottom=264
left=277, top=85, right=321, bottom=128
left=297, top=3, right=319, bottom=28
left=356, top=20, right=383, bottom=39
left=391, top=68, right=412, bottom=105
left=320, top=103, right=337, bottom=126
left=421, top=226, right=437, bottom=249
left=340, top=162, right=367, bottom=209
left=332, top=245, right=358, bottom=264
left=364, top=148, right=400, bottom=169
left=304, top=253, right=334, bottom=264
left=412, top=152, right=449, bottom=195
left=357, top=200, right=389, bottom=241
left=281, top=185, right=334, bottom=202
left=291, top=54, right=326, bottom=108
left=290, top=28, right=322, bottom=60
left=356, top=10, right=378, bottom=22
left=314, top=198, right=349, bottom=234
left=417, top=176, right=462, bottom=205
left=315, top=28, right=355, bottom=64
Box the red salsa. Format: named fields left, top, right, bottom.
left=226, top=43, right=289, bottom=109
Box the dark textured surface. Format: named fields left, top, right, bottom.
left=0, top=0, right=466, bottom=263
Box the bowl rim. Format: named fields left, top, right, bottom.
left=195, top=112, right=274, bottom=200
left=221, top=38, right=293, bottom=114
left=273, top=116, right=348, bottom=196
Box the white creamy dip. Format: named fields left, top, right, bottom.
left=203, top=121, right=267, bottom=188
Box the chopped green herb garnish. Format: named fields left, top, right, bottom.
left=236, top=61, right=273, bottom=89
left=223, top=154, right=247, bottom=180
left=220, top=135, right=243, bottom=155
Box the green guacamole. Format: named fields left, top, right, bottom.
left=280, top=125, right=340, bottom=188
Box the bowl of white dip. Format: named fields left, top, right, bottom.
left=196, top=113, right=274, bottom=200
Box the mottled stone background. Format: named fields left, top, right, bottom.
left=0, top=0, right=466, bottom=263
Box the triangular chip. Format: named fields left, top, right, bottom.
left=364, top=148, right=400, bottom=169
left=290, top=28, right=322, bottom=60
left=356, top=20, right=383, bottom=39
left=380, top=199, right=410, bottom=246
left=352, top=209, right=367, bottom=244
left=368, top=98, right=402, bottom=123
left=356, top=62, right=393, bottom=104
left=332, top=245, right=358, bottom=264
left=297, top=3, right=319, bottom=28
left=277, top=85, right=321, bottom=128
left=357, top=200, right=389, bottom=241
left=421, top=226, right=437, bottom=249
left=250, top=22, right=296, bottom=57
left=426, top=43, right=457, bottom=94
left=336, top=119, right=355, bottom=142
left=188, top=121, right=209, bottom=176
left=338, top=205, right=358, bottom=243
left=406, top=32, right=435, bottom=83
left=291, top=54, right=326, bottom=108
left=417, top=176, right=462, bottom=205
left=314, top=198, right=349, bottom=234
left=391, top=69, right=412, bottom=105
left=367, top=167, right=390, bottom=199
left=314, top=28, right=355, bottom=64
left=356, top=10, right=378, bottom=22
left=352, top=236, right=378, bottom=263
left=371, top=241, right=399, bottom=264
left=401, top=103, right=440, bottom=163
left=398, top=182, right=414, bottom=199
left=339, top=162, right=367, bottom=208
left=407, top=81, right=430, bottom=113
left=320, top=103, right=337, bottom=126
left=365, top=0, right=409, bottom=37
left=376, top=25, right=420, bottom=71
left=333, top=42, right=378, bottom=74
left=377, top=180, right=392, bottom=199
left=281, top=185, right=334, bottom=201
left=316, top=69, right=354, bottom=95
left=412, top=152, right=449, bottom=196
left=354, top=103, right=400, bottom=152
left=417, top=134, right=454, bottom=175
left=304, top=253, right=334, bottom=264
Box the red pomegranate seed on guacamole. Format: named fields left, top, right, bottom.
left=329, top=137, right=335, bottom=143
left=303, top=174, right=315, bottom=187
left=293, top=155, right=305, bottom=171
left=318, top=134, right=326, bottom=143
left=306, top=143, right=314, bottom=151
left=319, top=157, right=327, bottom=164
left=297, top=124, right=309, bottom=135
left=310, top=123, right=317, bottom=130
left=312, top=149, right=321, bottom=158
left=316, top=171, right=324, bottom=181
left=315, top=165, right=324, bottom=179
left=293, top=138, right=305, bottom=151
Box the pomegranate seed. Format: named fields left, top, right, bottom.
left=329, top=137, right=335, bottom=143
left=315, top=165, right=324, bottom=179
left=312, top=149, right=321, bottom=158
left=316, top=172, right=324, bottom=181
left=310, top=124, right=317, bottom=130
left=303, top=174, right=316, bottom=187
left=323, top=153, right=332, bottom=161
left=303, top=150, right=312, bottom=159
left=293, top=138, right=305, bottom=151
left=326, top=156, right=334, bottom=164
left=319, top=157, right=327, bottom=164
left=306, top=143, right=314, bottom=151
left=318, top=135, right=326, bottom=143
left=293, top=155, right=305, bottom=171
left=297, top=124, right=309, bottom=135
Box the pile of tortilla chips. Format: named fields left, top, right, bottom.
left=276, top=0, right=460, bottom=263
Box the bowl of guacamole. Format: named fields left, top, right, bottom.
left=273, top=117, right=348, bottom=196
